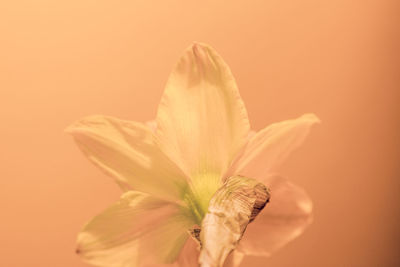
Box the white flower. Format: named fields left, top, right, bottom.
left=67, top=43, right=320, bottom=267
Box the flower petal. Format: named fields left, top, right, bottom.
left=66, top=115, right=188, bottom=202
left=231, top=113, right=320, bottom=181
left=237, top=176, right=313, bottom=256
left=77, top=191, right=194, bottom=267
left=156, top=43, right=250, bottom=181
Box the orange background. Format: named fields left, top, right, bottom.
left=1, top=1, right=399, bottom=266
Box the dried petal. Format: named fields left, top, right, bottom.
left=199, top=176, right=270, bottom=267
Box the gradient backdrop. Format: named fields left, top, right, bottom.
left=1, top=1, right=399, bottom=267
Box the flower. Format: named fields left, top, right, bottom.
left=66, top=43, right=320, bottom=267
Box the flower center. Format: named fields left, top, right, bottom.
left=183, top=172, right=222, bottom=225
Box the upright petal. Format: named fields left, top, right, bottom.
left=66, top=115, right=188, bottom=202
left=156, top=43, right=250, bottom=181
left=230, top=113, right=320, bottom=181
left=237, top=176, right=313, bottom=257
left=77, top=191, right=194, bottom=267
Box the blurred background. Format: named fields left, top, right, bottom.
left=0, top=1, right=399, bottom=266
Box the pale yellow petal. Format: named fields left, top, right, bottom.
left=77, top=191, right=194, bottom=267
left=66, top=115, right=188, bottom=201
left=230, top=113, right=320, bottom=181
left=237, top=176, right=313, bottom=256
left=156, top=43, right=250, bottom=182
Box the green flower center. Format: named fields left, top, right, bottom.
left=182, top=172, right=222, bottom=225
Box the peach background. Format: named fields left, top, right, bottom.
left=0, top=1, right=399, bottom=266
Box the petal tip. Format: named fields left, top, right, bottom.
left=64, top=123, right=80, bottom=136
left=190, top=41, right=210, bottom=50
left=188, top=42, right=217, bottom=62
left=298, top=196, right=313, bottom=215
left=64, top=115, right=107, bottom=135
left=64, top=124, right=81, bottom=137
left=190, top=42, right=212, bottom=65
left=301, top=113, right=321, bottom=124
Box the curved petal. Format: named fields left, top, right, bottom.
left=156, top=43, right=250, bottom=181
left=77, top=191, right=194, bottom=267
left=66, top=115, right=188, bottom=202
left=230, top=113, right=320, bottom=182
left=237, top=176, right=313, bottom=257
